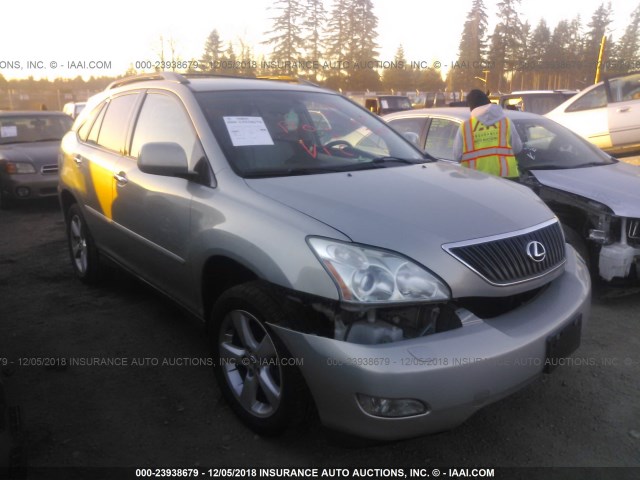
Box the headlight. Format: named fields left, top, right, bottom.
left=308, top=237, right=450, bottom=304
left=5, top=162, right=36, bottom=174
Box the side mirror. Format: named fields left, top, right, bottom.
left=138, top=142, right=189, bottom=177
left=402, top=131, right=421, bottom=147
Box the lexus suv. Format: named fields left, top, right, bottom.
left=58, top=72, right=591, bottom=440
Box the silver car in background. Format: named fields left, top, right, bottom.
left=385, top=107, right=640, bottom=283
left=0, top=111, right=72, bottom=208
left=58, top=73, right=590, bottom=440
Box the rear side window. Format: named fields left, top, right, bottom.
left=78, top=102, right=106, bottom=142
left=609, top=74, right=640, bottom=102
left=95, top=94, right=139, bottom=153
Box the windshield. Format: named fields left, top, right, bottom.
left=379, top=96, right=412, bottom=110
left=196, top=90, right=425, bottom=177
left=514, top=116, right=615, bottom=170
left=0, top=114, right=72, bottom=145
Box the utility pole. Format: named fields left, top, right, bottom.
left=594, top=35, right=606, bottom=84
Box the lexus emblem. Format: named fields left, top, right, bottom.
left=526, top=241, right=546, bottom=262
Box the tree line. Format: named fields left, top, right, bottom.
left=453, top=0, right=640, bottom=93
left=200, top=0, right=640, bottom=93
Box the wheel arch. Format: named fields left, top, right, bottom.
left=201, top=255, right=259, bottom=326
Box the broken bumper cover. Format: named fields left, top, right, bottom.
left=271, top=246, right=591, bottom=440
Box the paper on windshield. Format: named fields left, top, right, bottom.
left=1, top=126, right=18, bottom=138
left=223, top=116, right=274, bottom=147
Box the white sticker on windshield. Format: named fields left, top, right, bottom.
left=223, top=116, right=274, bottom=147
left=0, top=126, right=18, bottom=138
left=380, top=100, right=389, bottom=109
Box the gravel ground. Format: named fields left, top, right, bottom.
left=0, top=198, right=639, bottom=480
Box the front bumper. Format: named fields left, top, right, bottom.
left=1, top=172, right=58, bottom=199
left=271, top=245, right=591, bottom=440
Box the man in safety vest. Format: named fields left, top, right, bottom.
left=453, top=89, right=522, bottom=179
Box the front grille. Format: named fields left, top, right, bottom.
left=444, top=219, right=566, bottom=286
left=41, top=164, right=58, bottom=175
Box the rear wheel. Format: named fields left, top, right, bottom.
left=66, top=204, right=101, bottom=284
left=210, top=282, right=311, bottom=435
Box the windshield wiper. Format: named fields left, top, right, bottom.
left=370, top=156, right=422, bottom=165
left=244, top=166, right=345, bottom=178
left=573, top=161, right=612, bottom=168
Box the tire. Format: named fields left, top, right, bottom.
left=66, top=204, right=101, bottom=284
left=562, top=225, right=590, bottom=267
left=210, top=282, right=311, bottom=436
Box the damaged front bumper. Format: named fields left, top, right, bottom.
left=270, top=246, right=591, bottom=440
left=597, top=217, right=640, bottom=281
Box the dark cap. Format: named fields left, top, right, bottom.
left=467, top=89, right=491, bottom=111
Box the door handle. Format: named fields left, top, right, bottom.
left=617, top=107, right=630, bottom=113
left=73, top=155, right=83, bottom=165
left=114, top=172, right=128, bottom=186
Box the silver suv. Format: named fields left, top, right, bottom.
left=58, top=72, right=590, bottom=440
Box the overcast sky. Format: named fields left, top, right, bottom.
left=0, top=0, right=636, bottom=80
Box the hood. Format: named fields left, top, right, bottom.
left=472, top=103, right=506, bottom=126
left=532, top=161, right=640, bottom=217
left=246, top=162, right=554, bottom=267
left=0, top=142, right=60, bottom=166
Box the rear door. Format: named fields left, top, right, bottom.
left=607, top=74, right=640, bottom=149
left=70, top=93, right=141, bottom=248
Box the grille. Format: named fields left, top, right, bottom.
left=444, top=220, right=566, bottom=286
left=41, top=164, right=58, bottom=174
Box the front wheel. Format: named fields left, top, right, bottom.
left=210, top=282, right=311, bottom=436
left=66, top=204, right=101, bottom=284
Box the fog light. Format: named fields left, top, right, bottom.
left=15, top=187, right=30, bottom=198
left=356, top=394, right=427, bottom=418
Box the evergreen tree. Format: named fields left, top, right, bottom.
left=201, top=29, right=224, bottom=72
left=324, top=0, right=380, bottom=91
left=301, top=0, right=326, bottom=80
left=324, top=0, right=350, bottom=88
left=583, top=2, right=613, bottom=83
left=487, top=0, right=522, bottom=92
left=346, top=0, right=380, bottom=91
left=381, top=45, right=412, bottom=91
left=263, top=0, right=305, bottom=75
left=614, top=4, right=640, bottom=73
left=529, top=19, right=551, bottom=89
left=451, top=0, right=488, bottom=91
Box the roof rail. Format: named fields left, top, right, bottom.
left=107, top=71, right=189, bottom=90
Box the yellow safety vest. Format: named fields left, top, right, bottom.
left=460, top=117, right=520, bottom=178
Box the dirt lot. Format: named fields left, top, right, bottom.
left=1, top=198, right=639, bottom=479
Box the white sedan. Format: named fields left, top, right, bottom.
left=546, top=72, right=640, bottom=155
